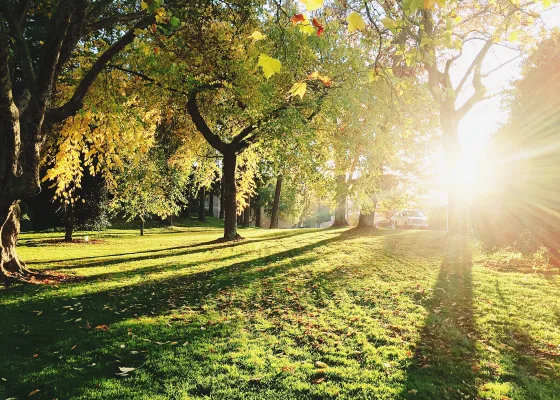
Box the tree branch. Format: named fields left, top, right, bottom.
left=88, top=12, right=146, bottom=31
left=186, top=92, right=227, bottom=154
left=48, top=17, right=152, bottom=124
left=455, top=37, right=494, bottom=95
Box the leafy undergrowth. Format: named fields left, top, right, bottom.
left=1, top=226, right=559, bottom=399
left=478, top=246, right=560, bottom=275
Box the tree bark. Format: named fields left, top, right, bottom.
left=222, top=150, right=240, bottom=240
left=269, top=175, right=283, bottom=229
left=254, top=183, right=262, bottom=228
left=0, top=203, right=36, bottom=285
left=140, top=217, right=144, bottom=236
left=243, top=195, right=250, bottom=227
left=198, top=186, right=206, bottom=222
left=332, top=176, right=349, bottom=227
left=207, top=187, right=214, bottom=217
left=64, top=203, right=74, bottom=242
left=441, top=111, right=466, bottom=235
left=219, top=177, right=225, bottom=219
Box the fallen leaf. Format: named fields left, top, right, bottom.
left=28, top=389, right=40, bottom=397
left=71, top=345, right=77, bottom=350
left=408, top=389, right=418, bottom=395
left=311, top=377, right=325, bottom=384
left=315, top=361, right=329, bottom=368
left=119, top=367, right=136, bottom=373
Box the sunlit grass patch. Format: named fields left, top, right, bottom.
left=1, top=226, right=558, bottom=399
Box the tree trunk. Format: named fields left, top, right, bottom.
left=64, top=203, right=74, bottom=242
left=0, top=203, right=36, bottom=285
left=219, top=177, right=225, bottom=219
left=269, top=175, right=283, bottom=229
left=255, top=187, right=262, bottom=228
left=441, top=112, right=466, bottom=235
left=222, top=150, right=240, bottom=240
left=357, top=210, right=375, bottom=229
left=140, top=217, right=144, bottom=236
left=243, top=195, right=250, bottom=227
left=207, top=187, right=214, bottom=217
left=332, top=175, right=349, bottom=227
left=198, top=186, right=206, bottom=222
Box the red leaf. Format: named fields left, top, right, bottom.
left=291, top=14, right=305, bottom=25
left=312, top=18, right=324, bottom=36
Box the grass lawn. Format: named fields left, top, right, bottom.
left=1, top=221, right=559, bottom=399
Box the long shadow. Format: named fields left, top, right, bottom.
left=402, top=236, right=479, bottom=399
left=23, top=229, right=315, bottom=267
left=0, top=231, right=355, bottom=399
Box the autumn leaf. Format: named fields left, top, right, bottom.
left=348, top=12, right=366, bottom=32
left=28, top=389, right=40, bottom=397
left=257, top=54, right=282, bottom=79
left=318, top=75, right=331, bottom=87
left=119, top=367, right=136, bottom=373
left=368, top=69, right=379, bottom=82
left=312, top=18, right=324, bottom=36
left=288, top=82, right=307, bottom=99
left=408, top=389, right=418, bottom=395
left=308, top=71, right=319, bottom=79
left=381, top=17, right=398, bottom=29
left=315, top=361, right=329, bottom=368
left=311, top=377, right=325, bottom=384
left=300, top=0, right=324, bottom=12
left=291, top=14, right=305, bottom=25
left=249, top=31, right=266, bottom=42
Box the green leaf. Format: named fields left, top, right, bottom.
left=169, top=16, right=180, bottom=27
left=257, top=54, right=282, bottom=79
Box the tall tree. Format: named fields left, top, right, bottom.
left=0, top=0, right=175, bottom=284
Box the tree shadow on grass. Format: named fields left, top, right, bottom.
left=0, top=230, right=354, bottom=399
left=23, top=228, right=315, bottom=267
left=402, top=236, right=479, bottom=399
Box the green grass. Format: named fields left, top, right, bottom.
left=1, top=222, right=559, bottom=399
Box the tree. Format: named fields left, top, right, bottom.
left=109, top=148, right=185, bottom=235
left=353, top=0, right=549, bottom=233
left=0, top=0, right=180, bottom=284
left=474, top=33, right=560, bottom=259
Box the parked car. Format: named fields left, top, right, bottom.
left=391, top=210, right=428, bottom=229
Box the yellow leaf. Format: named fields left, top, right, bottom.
left=508, top=31, right=519, bottom=42
left=348, top=12, right=366, bottom=32
left=28, top=389, right=40, bottom=397
left=543, top=0, right=551, bottom=8
left=368, top=69, right=379, bottom=82
left=141, top=1, right=148, bottom=10
left=424, top=0, right=436, bottom=8
left=257, top=54, right=282, bottom=79
left=299, top=22, right=316, bottom=35
left=249, top=31, right=266, bottom=42
left=300, top=0, right=324, bottom=12
left=381, top=17, right=398, bottom=29
left=288, top=82, right=307, bottom=99
left=308, top=71, right=319, bottom=79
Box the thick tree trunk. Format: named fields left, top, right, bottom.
left=64, top=203, right=74, bottom=242
left=441, top=112, right=466, bottom=235
left=207, top=187, right=214, bottom=217
left=332, top=175, right=349, bottom=227
left=140, top=217, right=145, bottom=236
left=243, top=195, right=250, bottom=227
left=0, top=203, right=36, bottom=285
left=332, top=197, right=349, bottom=227
left=219, top=177, right=225, bottom=219
left=222, top=150, right=240, bottom=240
left=357, top=210, right=375, bottom=229
left=198, top=186, right=206, bottom=222
left=269, top=175, right=283, bottom=229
